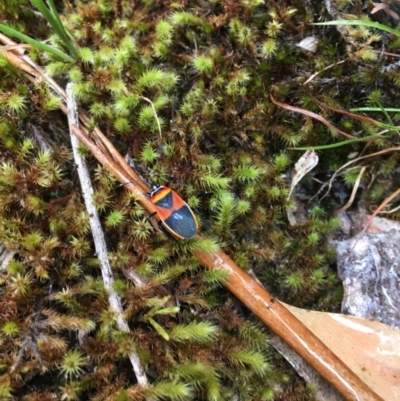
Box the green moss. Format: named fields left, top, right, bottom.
left=2, top=0, right=398, bottom=398
left=192, top=55, right=214, bottom=74
left=155, top=19, right=174, bottom=43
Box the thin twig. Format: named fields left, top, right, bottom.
left=141, top=96, right=162, bottom=138
left=304, top=59, right=346, bottom=85
left=375, top=203, right=400, bottom=214
left=361, top=187, right=400, bottom=234
left=313, top=147, right=400, bottom=204
left=66, top=83, right=149, bottom=388
left=270, top=95, right=357, bottom=139
left=335, top=166, right=366, bottom=215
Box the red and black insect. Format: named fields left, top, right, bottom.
left=149, top=185, right=198, bottom=240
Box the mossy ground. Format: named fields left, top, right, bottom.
left=1, top=0, right=400, bottom=400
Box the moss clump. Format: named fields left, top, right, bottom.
left=2, top=0, right=400, bottom=399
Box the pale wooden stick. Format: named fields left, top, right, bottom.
left=66, top=83, right=148, bottom=388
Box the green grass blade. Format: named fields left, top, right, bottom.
left=377, top=102, right=395, bottom=126
left=29, top=0, right=78, bottom=58
left=45, top=0, right=78, bottom=57
left=29, top=0, right=58, bottom=31
left=291, top=134, right=388, bottom=151
left=349, top=106, right=400, bottom=128
left=149, top=318, right=170, bottom=341
left=350, top=107, right=400, bottom=112
left=314, top=19, right=400, bottom=37
left=0, top=24, right=75, bottom=62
